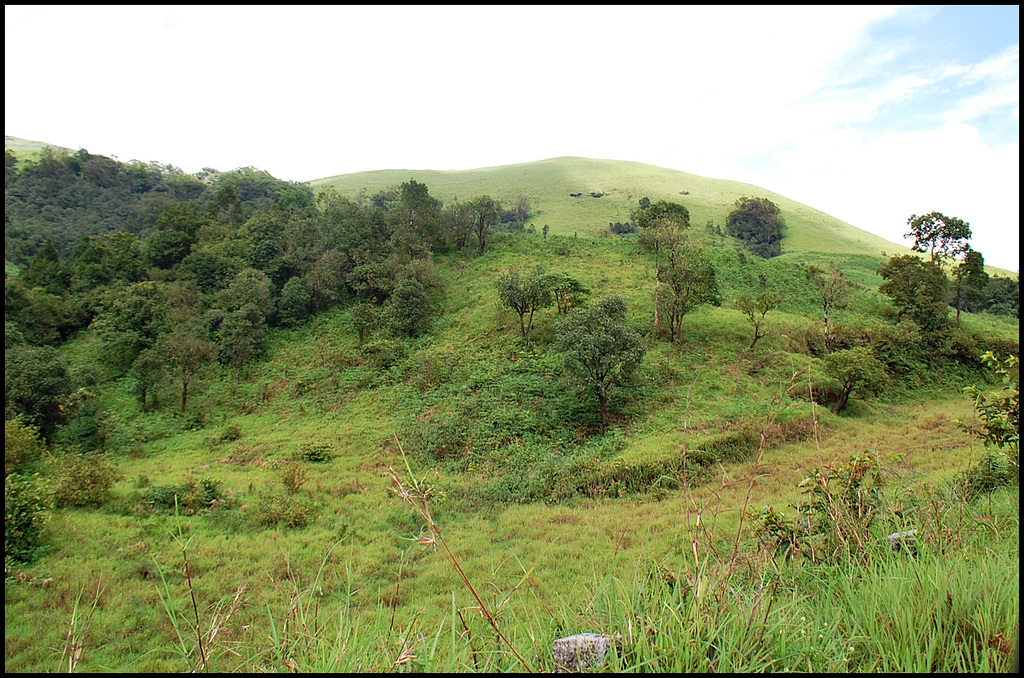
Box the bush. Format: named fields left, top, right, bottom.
left=213, top=424, right=242, bottom=445
left=5, top=419, right=45, bottom=477
left=141, top=476, right=223, bottom=514
left=5, top=473, right=52, bottom=565
left=298, top=442, right=334, bottom=463
left=251, top=492, right=318, bottom=528
left=952, top=452, right=1018, bottom=501
left=279, top=462, right=307, bottom=495
left=50, top=453, right=121, bottom=508
left=361, top=339, right=408, bottom=370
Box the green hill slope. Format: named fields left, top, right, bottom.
left=311, top=156, right=917, bottom=264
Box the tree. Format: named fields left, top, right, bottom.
left=878, top=255, right=949, bottom=334
left=634, top=200, right=691, bottom=332
left=277, top=276, right=311, bottom=327
left=468, top=195, right=502, bottom=254
left=544, top=272, right=590, bottom=314
left=981, top=276, right=1019, bottom=318
left=555, top=296, right=645, bottom=433
left=348, top=302, right=379, bottom=345
left=806, top=263, right=852, bottom=352
left=497, top=267, right=554, bottom=339
left=657, top=236, right=720, bottom=343
left=157, top=326, right=217, bottom=412
left=218, top=305, right=266, bottom=390
left=90, top=281, right=171, bottom=371
left=5, top=344, right=73, bottom=441
left=129, top=348, right=166, bottom=411
left=949, top=248, right=988, bottom=326
left=726, top=197, right=785, bottom=258
left=395, top=179, right=443, bottom=254
left=905, top=211, right=972, bottom=263
left=5, top=419, right=46, bottom=477
left=443, top=201, right=475, bottom=251
left=21, top=237, right=69, bottom=294
left=822, top=347, right=887, bottom=414
left=736, top=286, right=784, bottom=349
left=386, top=276, right=432, bottom=338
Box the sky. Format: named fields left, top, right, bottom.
left=5, top=5, right=1020, bottom=270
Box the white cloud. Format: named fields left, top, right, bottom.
left=760, top=120, right=1019, bottom=270
left=4, top=5, right=1018, bottom=269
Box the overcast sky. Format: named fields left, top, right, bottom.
left=5, top=5, right=1019, bottom=270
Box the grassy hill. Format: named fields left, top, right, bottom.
left=5, top=152, right=1019, bottom=672
left=312, top=156, right=917, bottom=262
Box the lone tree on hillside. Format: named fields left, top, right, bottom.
left=543, top=271, right=590, bottom=314
left=497, top=267, right=554, bottom=339
left=822, top=346, right=887, bottom=414
left=657, top=236, right=721, bottom=343
left=634, top=199, right=691, bottom=332
left=806, top=263, right=852, bottom=352
left=905, top=211, right=972, bottom=263
left=736, top=277, right=783, bottom=349
left=555, top=296, right=645, bottom=433
left=727, top=197, right=785, bottom=258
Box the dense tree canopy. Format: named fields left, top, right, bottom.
left=726, top=197, right=785, bottom=258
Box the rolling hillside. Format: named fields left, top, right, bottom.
left=4, top=142, right=1018, bottom=672
left=311, top=156, right=919, bottom=264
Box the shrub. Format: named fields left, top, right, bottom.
left=361, top=339, right=408, bottom=370
left=5, top=473, right=52, bottom=565
left=50, top=453, right=121, bottom=508
left=299, top=443, right=334, bottom=463
left=213, top=424, right=242, bottom=445
left=953, top=451, right=1018, bottom=501
left=251, top=492, right=318, bottom=528
left=5, top=419, right=45, bottom=477
left=279, top=462, right=307, bottom=495
left=141, top=476, right=223, bottom=514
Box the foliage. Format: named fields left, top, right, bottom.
left=756, top=453, right=885, bottom=564
left=657, top=236, right=721, bottom=342
left=156, top=326, right=217, bottom=412
left=555, top=296, right=645, bottom=433
left=50, top=452, right=121, bottom=508
left=385, top=276, right=433, bottom=338
left=949, top=248, right=988, bottom=325
left=978, top=275, right=1018, bottom=318
left=905, top=211, right=972, bottom=262
left=961, top=352, right=1019, bottom=458
left=5, top=419, right=46, bottom=477
left=806, top=263, right=852, bottom=352
left=5, top=472, right=52, bottom=565
left=735, top=282, right=783, bottom=349
left=726, top=196, right=785, bottom=258
left=141, top=476, right=224, bottom=514
left=279, top=462, right=308, bottom=495
left=251, top=492, right=318, bottom=528
left=544, top=271, right=590, bottom=314
left=299, top=443, right=334, bottom=463
left=497, top=267, right=553, bottom=338
left=822, top=347, right=888, bottom=413
left=467, top=195, right=502, bottom=254
left=4, top=344, right=73, bottom=441
left=877, top=255, right=949, bottom=334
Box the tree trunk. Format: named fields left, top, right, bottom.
left=598, top=392, right=608, bottom=434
